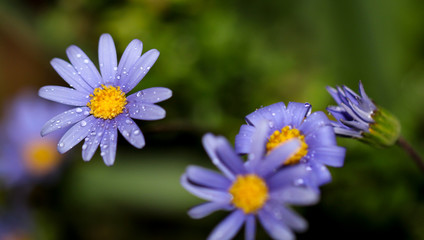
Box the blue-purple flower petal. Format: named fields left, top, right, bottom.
left=258, top=210, right=294, bottom=240
left=202, top=134, right=237, bottom=180
left=82, top=119, right=105, bottom=161
left=263, top=201, right=308, bottom=232
left=127, top=87, right=172, bottom=104
left=257, top=139, right=301, bottom=177
left=122, top=49, right=160, bottom=93
left=39, top=86, right=89, bottom=106
left=308, top=146, right=345, bottom=167
left=245, top=120, right=269, bottom=172
left=98, top=33, right=118, bottom=84
left=117, top=39, right=143, bottom=84
left=304, top=125, right=336, bottom=147
left=286, top=102, right=311, bottom=128
left=207, top=210, right=246, bottom=240
left=234, top=124, right=255, bottom=154
left=308, top=162, right=332, bottom=187
left=41, top=107, right=90, bottom=136
left=298, top=111, right=330, bottom=136
left=66, top=45, right=102, bottom=88
left=181, top=175, right=232, bottom=202
left=99, top=123, right=118, bottom=166
left=214, top=137, right=247, bottom=177
left=127, top=102, right=166, bottom=120
left=269, top=186, right=319, bottom=206
left=116, top=115, right=145, bottom=148
left=186, top=165, right=232, bottom=190
left=57, top=115, right=97, bottom=153
left=188, top=202, right=233, bottom=219
left=50, top=58, right=93, bottom=94
left=245, top=215, right=256, bottom=240
left=266, top=164, right=308, bottom=191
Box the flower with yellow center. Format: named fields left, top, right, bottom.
left=266, top=126, right=308, bottom=165
left=23, top=139, right=61, bottom=176
left=39, top=33, right=172, bottom=166
left=87, top=84, right=127, bottom=119
left=229, top=174, right=268, bottom=214
left=182, top=132, right=320, bottom=240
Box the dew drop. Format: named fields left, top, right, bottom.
left=82, top=144, right=87, bottom=150
left=113, top=67, right=117, bottom=71
left=294, top=178, right=304, bottom=186
left=80, top=120, right=87, bottom=127
left=133, top=130, right=140, bottom=135
left=125, top=119, right=132, bottom=124
left=83, top=59, right=89, bottom=63
left=84, top=111, right=90, bottom=116
left=122, top=130, right=130, bottom=137
left=76, top=108, right=82, bottom=113
left=76, top=54, right=81, bottom=58
left=59, top=142, right=64, bottom=148
left=136, top=92, right=142, bottom=97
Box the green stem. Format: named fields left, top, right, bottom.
left=396, top=136, right=424, bottom=173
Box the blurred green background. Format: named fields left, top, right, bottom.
left=1, top=0, right=424, bottom=239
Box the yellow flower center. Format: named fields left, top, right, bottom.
left=228, top=174, right=268, bottom=214
left=266, top=126, right=308, bottom=165
left=23, top=139, right=61, bottom=176
left=87, top=84, right=127, bottom=119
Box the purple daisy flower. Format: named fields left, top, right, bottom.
left=326, top=81, right=377, bottom=138
left=181, top=122, right=319, bottom=240
left=326, top=81, right=400, bottom=147
left=39, top=33, right=172, bottom=166
left=235, top=102, right=345, bottom=188
left=0, top=92, right=68, bottom=188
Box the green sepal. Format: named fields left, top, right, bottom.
left=361, top=107, right=401, bottom=147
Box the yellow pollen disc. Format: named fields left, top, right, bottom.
left=266, top=126, right=308, bottom=165
left=87, top=84, right=127, bottom=119
left=229, top=174, right=268, bottom=214
left=23, top=139, right=61, bottom=176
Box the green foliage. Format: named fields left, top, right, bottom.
left=1, top=0, right=424, bottom=239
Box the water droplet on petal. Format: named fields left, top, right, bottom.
left=82, top=144, right=87, bottom=150
left=122, top=130, right=130, bottom=137
left=294, top=178, right=304, bottom=186
left=80, top=121, right=87, bottom=127
left=76, top=108, right=82, bottom=113
left=133, top=130, right=140, bottom=135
